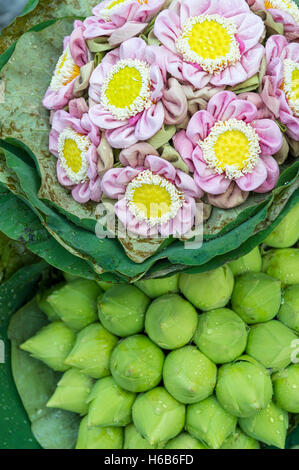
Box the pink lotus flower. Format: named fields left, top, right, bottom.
left=173, top=91, right=282, bottom=198
left=247, top=0, right=299, bottom=41
left=83, top=0, right=166, bottom=47
left=49, top=98, right=102, bottom=203
left=154, top=0, right=265, bottom=88
left=101, top=143, right=203, bottom=237
left=261, top=35, right=299, bottom=141
left=43, top=21, right=90, bottom=110
left=88, top=37, right=187, bottom=149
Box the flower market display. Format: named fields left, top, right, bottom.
left=0, top=0, right=298, bottom=452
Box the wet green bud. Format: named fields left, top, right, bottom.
left=277, top=285, right=299, bottom=333
left=193, top=308, right=248, bottom=364
left=87, top=376, right=136, bottom=427
left=145, top=294, right=198, bottom=350
left=273, top=364, right=299, bottom=413
left=179, top=266, right=234, bottom=311
left=264, top=203, right=299, bottom=248
left=239, top=402, right=288, bottom=449
left=76, top=416, right=123, bottom=449
left=162, top=346, right=217, bottom=404
left=110, top=335, right=164, bottom=393
left=186, top=395, right=237, bottom=449
left=216, top=356, right=273, bottom=418
left=124, top=424, right=159, bottom=449
left=98, top=285, right=150, bottom=337
left=246, top=320, right=298, bottom=370
left=228, top=247, right=262, bottom=276
left=164, top=432, right=209, bottom=449
left=132, top=387, right=185, bottom=445
left=97, top=281, right=115, bottom=292
left=231, top=273, right=281, bottom=324
left=47, top=368, right=93, bottom=415
left=37, top=284, right=65, bottom=321
left=135, top=274, right=179, bottom=299
left=63, top=272, right=81, bottom=283
left=47, top=279, right=102, bottom=331
left=20, top=321, right=76, bottom=372
left=262, top=249, right=299, bottom=286
left=220, top=428, right=260, bottom=449
left=64, top=323, right=118, bottom=379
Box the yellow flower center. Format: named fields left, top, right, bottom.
left=125, top=170, right=184, bottom=226
left=132, top=184, right=172, bottom=219
left=175, top=15, right=241, bottom=74
left=63, top=139, right=84, bottom=174
left=50, top=47, right=80, bottom=91
left=105, top=66, right=143, bottom=108
left=101, top=59, right=152, bottom=120
left=188, top=20, right=232, bottom=60
left=282, top=59, right=299, bottom=117
left=200, top=119, right=261, bottom=179
left=214, top=130, right=250, bottom=171
left=264, top=0, right=299, bottom=22
left=58, top=129, right=91, bottom=184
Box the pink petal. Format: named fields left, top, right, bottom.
left=69, top=21, right=89, bottom=68
left=119, top=37, right=147, bottom=61
left=175, top=170, right=204, bottom=198
left=106, top=122, right=138, bottom=149
left=134, top=102, right=165, bottom=141
left=89, top=105, right=128, bottom=130
left=192, top=147, right=231, bottom=195
left=207, top=91, right=258, bottom=122
left=159, top=195, right=196, bottom=237
left=173, top=130, right=196, bottom=172
left=101, top=167, right=141, bottom=199
left=251, top=119, right=283, bottom=156
left=186, top=110, right=216, bottom=145
left=254, top=156, right=280, bottom=193
left=115, top=198, right=159, bottom=238
left=236, top=158, right=268, bottom=191
left=144, top=155, right=177, bottom=181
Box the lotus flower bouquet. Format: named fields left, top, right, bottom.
left=0, top=0, right=298, bottom=281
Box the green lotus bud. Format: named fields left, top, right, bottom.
left=162, top=346, right=217, bottom=404
left=264, top=203, right=299, bottom=248
left=63, top=272, right=80, bottom=283
left=186, top=395, right=237, bottom=449
left=228, top=247, right=262, bottom=276
left=20, top=321, right=76, bottom=372
left=46, top=279, right=102, bottom=331
left=47, top=368, right=93, bottom=415
left=97, top=281, right=115, bottom=292
left=64, top=323, right=118, bottom=379
left=231, top=273, right=281, bottom=324
left=87, top=376, right=136, bottom=427
left=179, top=266, right=234, bottom=311
left=98, top=285, right=150, bottom=337
left=124, top=424, right=158, bottom=449
left=273, top=364, right=299, bottom=413
left=164, top=432, right=209, bottom=449
left=277, top=285, right=299, bottom=333
left=145, top=294, right=198, bottom=350
left=193, top=308, right=248, bottom=364
left=216, top=356, right=273, bottom=418
left=263, top=249, right=299, bottom=286
left=132, top=387, right=185, bottom=445
left=239, top=402, right=288, bottom=449
left=135, top=274, right=179, bottom=299
left=220, top=428, right=260, bottom=449
left=246, top=320, right=298, bottom=370
left=110, top=335, right=164, bottom=393
left=36, top=284, right=65, bottom=321
left=76, top=416, right=123, bottom=449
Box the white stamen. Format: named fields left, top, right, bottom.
left=199, top=119, right=261, bottom=180
left=125, top=169, right=184, bottom=227
left=58, top=128, right=91, bottom=184
left=100, top=58, right=152, bottom=121
left=282, top=59, right=299, bottom=117
left=175, top=14, right=241, bottom=74
left=50, top=46, right=79, bottom=92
